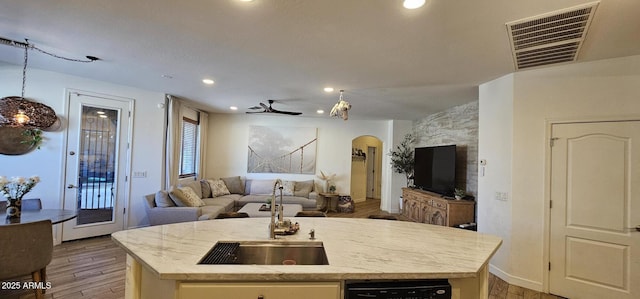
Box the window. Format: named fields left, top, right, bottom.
left=179, top=117, right=198, bottom=178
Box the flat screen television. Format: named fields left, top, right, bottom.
left=413, top=145, right=456, bottom=196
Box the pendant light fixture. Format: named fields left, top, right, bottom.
left=0, top=39, right=56, bottom=128
left=14, top=42, right=32, bottom=125
left=0, top=37, right=97, bottom=128
left=330, top=90, right=352, bottom=121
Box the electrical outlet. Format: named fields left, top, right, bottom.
left=132, top=171, right=147, bottom=178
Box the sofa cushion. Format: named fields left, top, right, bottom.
left=200, top=180, right=212, bottom=198
left=246, top=179, right=276, bottom=195
left=208, top=179, right=231, bottom=197
left=198, top=205, right=226, bottom=220
left=221, top=176, right=244, bottom=194
left=177, top=180, right=203, bottom=198
left=202, top=194, right=239, bottom=211
left=235, top=194, right=271, bottom=207
left=169, top=186, right=205, bottom=207
left=154, top=190, right=175, bottom=208
left=294, top=180, right=314, bottom=198
left=282, top=180, right=295, bottom=196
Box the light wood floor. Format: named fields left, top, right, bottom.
left=1, top=199, right=564, bottom=299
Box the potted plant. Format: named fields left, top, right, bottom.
left=454, top=188, right=466, bottom=200
left=389, top=133, right=415, bottom=187
left=21, top=128, right=43, bottom=150
left=265, top=196, right=273, bottom=208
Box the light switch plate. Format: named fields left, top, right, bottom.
left=132, top=171, right=147, bottom=178
left=495, top=191, right=508, bottom=201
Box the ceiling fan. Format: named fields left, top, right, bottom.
left=246, top=100, right=302, bottom=115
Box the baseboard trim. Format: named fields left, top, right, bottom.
left=489, top=263, right=543, bottom=292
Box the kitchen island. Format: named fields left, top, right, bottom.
left=111, top=217, right=501, bottom=299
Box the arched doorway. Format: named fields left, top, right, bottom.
left=350, top=135, right=383, bottom=202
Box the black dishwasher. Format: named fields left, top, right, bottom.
left=345, top=279, right=451, bottom=299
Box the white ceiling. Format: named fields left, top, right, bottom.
left=1, top=0, right=639, bottom=120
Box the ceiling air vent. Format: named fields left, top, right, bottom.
left=506, top=2, right=599, bottom=70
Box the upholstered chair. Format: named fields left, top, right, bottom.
left=0, top=219, right=53, bottom=299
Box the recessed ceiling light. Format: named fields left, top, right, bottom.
left=230, top=106, right=238, bottom=110
left=99, top=115, right=108, bottom=118
left=202, top=79, right=215, bottom=85
left=323, top=87, right=334, bottom=92
left=317, top=109, right=325, bottom=114
left=96, top=111, right=105, bottom=115
left=403, top=0, right=426, bottom=9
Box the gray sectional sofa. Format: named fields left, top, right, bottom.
left=143, top=177, right=318, bottom=226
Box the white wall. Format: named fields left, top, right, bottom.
left=386, top=120, right=413, bottom=213
left=0, top=66, right=165, bottom=239
left=205, top=113, right=409, bottom=210
left=478, top=54, right=640, bottom=291
left=478, top=73, right=513, bottom=280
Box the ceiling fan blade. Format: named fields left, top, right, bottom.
left=246, top=100, right=301, bottom=116
left=272, top=109, right=302, bottom=115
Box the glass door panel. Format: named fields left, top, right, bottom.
left=76, top=106, right=119, bottom=225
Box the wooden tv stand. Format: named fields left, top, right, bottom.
left=402, top=188, right=475, bottom=227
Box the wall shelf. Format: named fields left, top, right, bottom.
left=351, top=155, right=366, bottom=161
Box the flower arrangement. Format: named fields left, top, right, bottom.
left=316, top=170, right=336, bottom=193
left=0, top=175, right=40, bottom=200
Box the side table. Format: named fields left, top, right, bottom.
left=318, top=192, right=340, bottom=212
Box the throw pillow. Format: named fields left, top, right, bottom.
left=281, top=180, right=295, bottom=196
left=208, top=179, right=231, bottom=197
left=221, top=176, right=244, bottom=194
left=178, top=180, right=203, bottom=198
left=200, top=179, right=212, bottom=198
left=154, top=190, right=175, bottom=208
left=169, top=187, right=205, bottom=207
left=294, top=180, right=314, bottom=197
left=247, top=179, right=276, bottom=195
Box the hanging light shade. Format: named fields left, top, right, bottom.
left=13, top=105, right=30, bottom=124
left=0, top=38, right=58, bottom=129
left=330, top=90, right=352, bottom=121
left=0, top=96, right=57, bottom=128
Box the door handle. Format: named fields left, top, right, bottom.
left=67, top=184, right=78, bottom=189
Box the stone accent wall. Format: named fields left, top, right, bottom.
left=413, top=101, right=478, bottom=197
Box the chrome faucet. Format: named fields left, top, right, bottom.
left=270, top=179, right=284, bottom=239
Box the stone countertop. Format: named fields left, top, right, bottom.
left=111, top=218, right=501, bottom=281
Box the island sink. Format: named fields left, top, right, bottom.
left=199, top=241, right=329, bottom=265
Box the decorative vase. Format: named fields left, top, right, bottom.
left=5, top=197, right=22, bottom=220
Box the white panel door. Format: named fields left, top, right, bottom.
left=62, top=91, right=132, bottom=241
left=550, top=121, right=640, bottom=299
left=366, top=146, right=376, bottom=198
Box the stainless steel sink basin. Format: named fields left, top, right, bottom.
left=199, top=241, right=329, bottom=265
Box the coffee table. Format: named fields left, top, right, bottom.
left=237, top=202, right=303, bottom=217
